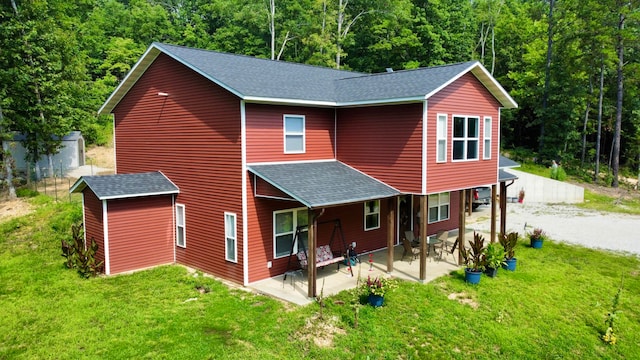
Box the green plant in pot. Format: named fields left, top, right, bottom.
left=460, top=232, right=486, bottom=284
left=482, top=242, right=506, bottom=278
left=499, top=231, right=518, bottom=271
left=529, top=228, right=546, bottom=249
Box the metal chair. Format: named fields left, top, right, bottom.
left=401, top=238, right=421, bottom=264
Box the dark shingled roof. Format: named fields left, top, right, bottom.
left=99, top=43, right=517, bottom=114
left=70, top=171, right=179, bottom=200
left=248, top=161, right=399, bottom=208
left=499, top=169, right=518, bottom=182
left=499, top=156, right=521, bottom=169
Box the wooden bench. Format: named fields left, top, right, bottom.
left=297, top=244, right=345, bottom=270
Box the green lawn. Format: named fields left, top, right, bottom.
left=1, top=196, right=639, bottom=359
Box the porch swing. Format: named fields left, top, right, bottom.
left=284, top=219, right=354, bottom=280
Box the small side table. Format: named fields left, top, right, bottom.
left=283, top=269, right=303, bottom=289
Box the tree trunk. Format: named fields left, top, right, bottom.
left=612, top=11, right=625, bottom=188
left=581, top=73, right=593, bottom=168
left=0, top=105, right=17, bottom=199
left=269, top=0, right=275, bottom=60
left=540, top=0, right=555, bottom=153
left=595, top=56, right=605, bottom=183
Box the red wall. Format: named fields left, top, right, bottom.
left=82, top=189, right=105, bottom=271
left=113, top=53, right=244, bottom=283
left=246, top=104, right=336, bottom=163
left=426, top=73, right=501, bottom=193
left=336, top=103, right=423, bottom=193
left=106, top=196, right=175, bottom=274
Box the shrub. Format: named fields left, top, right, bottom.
left=61, top=222, right=104, bottom=278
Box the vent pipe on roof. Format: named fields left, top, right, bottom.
left=158, top=92, right=169, bottom=97
left=385, top=68, right=393, bottom=73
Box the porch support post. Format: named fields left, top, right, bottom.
left=500, top=181, right=508, bottom=235
left=467, top=188, right=473, bottom=216
left=490, top=184, right=497, bottom=243
left=307, top=210, right=317, bottom=298
left=386, top=197, right=395, bottom=273
left=458, top=189, right=466, bottom=265
left=419, top=195, right=427, bottom=281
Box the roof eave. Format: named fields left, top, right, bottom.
left=98, top=190, right=180, bottom=201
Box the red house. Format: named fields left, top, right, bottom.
left=71, top=43, right=517, bottom=297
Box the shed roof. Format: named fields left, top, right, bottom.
left=99, top=43, right=517, bottom=114
left=10, top=131, right=83, bottom=142
left=69, top=171, right=179, bottom=200
left=499, top=169, right=518, bottom=182
left=248, top=161, right=399, bottom=208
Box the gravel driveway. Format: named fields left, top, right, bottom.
left=470, top=202, right=640, bottom=256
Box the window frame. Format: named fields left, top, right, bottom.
left=483, top=116, right=492, bottom=160
left=283, top=114, right=305, bottom=154
left=452, top=115, right=480, bottom=161
left=364, top=200, right=380, bottom=231
left=176, top=203, right=186, bottom=248
left=224, top=212, right=237, bottom=263
left=273, top=207, right=308, bottom=259
left=436, top=113, right=448, bottom=163
left=427, top=192, right=450, bottom=224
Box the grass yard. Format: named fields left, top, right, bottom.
left=1, top=196, right=639, bottom=359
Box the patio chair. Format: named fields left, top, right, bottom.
left=404, top=231, right=419, bottom=247
left=433, top=230, right=454, bottom=261
left=402, top=238, right=421, bottom=264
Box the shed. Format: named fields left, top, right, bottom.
left=70, top=171, right=180, bottom=275
left=3, top=131, right=85, bottom=175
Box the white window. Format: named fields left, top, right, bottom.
left=483, top=117, right=492, bottom=159
left=436, top=114, right=447, bottom=162
left=284, top=115, right=305, bottom=153
left=274, top=208, right=308, bottom=258
left=225, top=212, right=237, bottom=262
left=452, top=116, right=479, bottom=161
left=364, top=200, right=380, bottom=231
left=428, top=192, right=450, bottom=223
left=176, top=204, right=186, bottom=247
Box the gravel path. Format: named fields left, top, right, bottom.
left=471, top=202, right=640, bottom=256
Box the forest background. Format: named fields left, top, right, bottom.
left=1, top=0, right=639, bottom=191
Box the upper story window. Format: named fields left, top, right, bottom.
left=364, top=200, right=380, bottom=231
left=284, top=115, right=305, bottom=153
left=483, top=117, right=492, bottom=159
left=452, top=115, right=479, bottom=161
left=176, top=204, right=186, bottom=248
left=436, top=114, right=447, bottom=163
left=274, top=208, right=308, bottom=258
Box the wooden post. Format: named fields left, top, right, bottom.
left=307, top=210, right=317, bottom=298
left=419, top=195, right=427, bottom=281
left=467, top=188, right=473, bottom=216
left=500, top=182, right=507, bottom=235
left=458, top=189, right=466, bottom=265
left=387, top=197, right=395, bottom=273
left=491, top=184, right=497, bottom=243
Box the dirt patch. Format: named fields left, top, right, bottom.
left=0, top=198, right=34, bottom=222
left=448, top=292, right=479, bottom=309
left=85, top=145, right=115, bottom=169
left=297, top=314, right=346, bottom=348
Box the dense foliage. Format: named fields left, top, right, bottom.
left=1, top=0, right=639, bottom=185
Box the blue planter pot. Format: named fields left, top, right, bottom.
left=368, top=294, right=384, bottom=307
left=502, top=257, right=517, bottom=271
left=484, top=267, right=498, bottom=278
left=465, top=268, right=482, bottom=284
left=531, top=239, right=543, bottom=249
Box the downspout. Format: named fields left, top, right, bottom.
left=241, top=100, right=249, bottom=286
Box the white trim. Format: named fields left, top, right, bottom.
left=283, top=114, right=305, bottom=154
left=102, top=200, right=110, bottom=275
left=483, top=116, right=492, bottom=160
left=422, top=101, right=428, bottom=194
left=241, top=100, right=249, bottom=285
left=451, top=114, right=480, bottom=162
left=224, top=212, right=238, bottom=263
left=172, top=195, right=176, bottom=263
left=247, top=158, right=336, bottom=166
left=436, top=113, right=448, bottom=163
left=175, top=203, right=186, bottom=248
left=364, top=200, right=381, bottom=231
left=112, top=114, right=117, bottom=174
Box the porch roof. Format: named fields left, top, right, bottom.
left=247, top=161, right=400, bottom=208
left=499, top=169, right=518, bottom=182
left=69, top=171, right=179, bottom=200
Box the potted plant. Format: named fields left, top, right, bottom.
left=529, top=228, right=546, bottom=249
left=362, top=275, right=396, bottom=307
left=460, top=232, right=486, bottom=284
left=499, top=231, right=518, bottom=271
left=482, top=242, right=506, bottom=278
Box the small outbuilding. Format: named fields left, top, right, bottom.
left=3, top=131, right=85, bottom=175
left=70, top=171, right=180, bottom=275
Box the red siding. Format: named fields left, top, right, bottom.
left=112, top=53, right=244, bottom=284
left=254, top=176, right=295, bottom=200
left=83, top=189, right=105, bottom=270
left=336, top=104, right=423, bottom=193
left=246, top=104, right=335, bottom=163
left=426, top=73, right=501, bottom=193
left=106, top=196, right=174, bottom=274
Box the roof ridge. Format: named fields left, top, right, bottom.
left=335, top=60, right=479, bottom=81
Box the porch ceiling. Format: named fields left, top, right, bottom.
left=247, top=161, right=400, bottom=208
